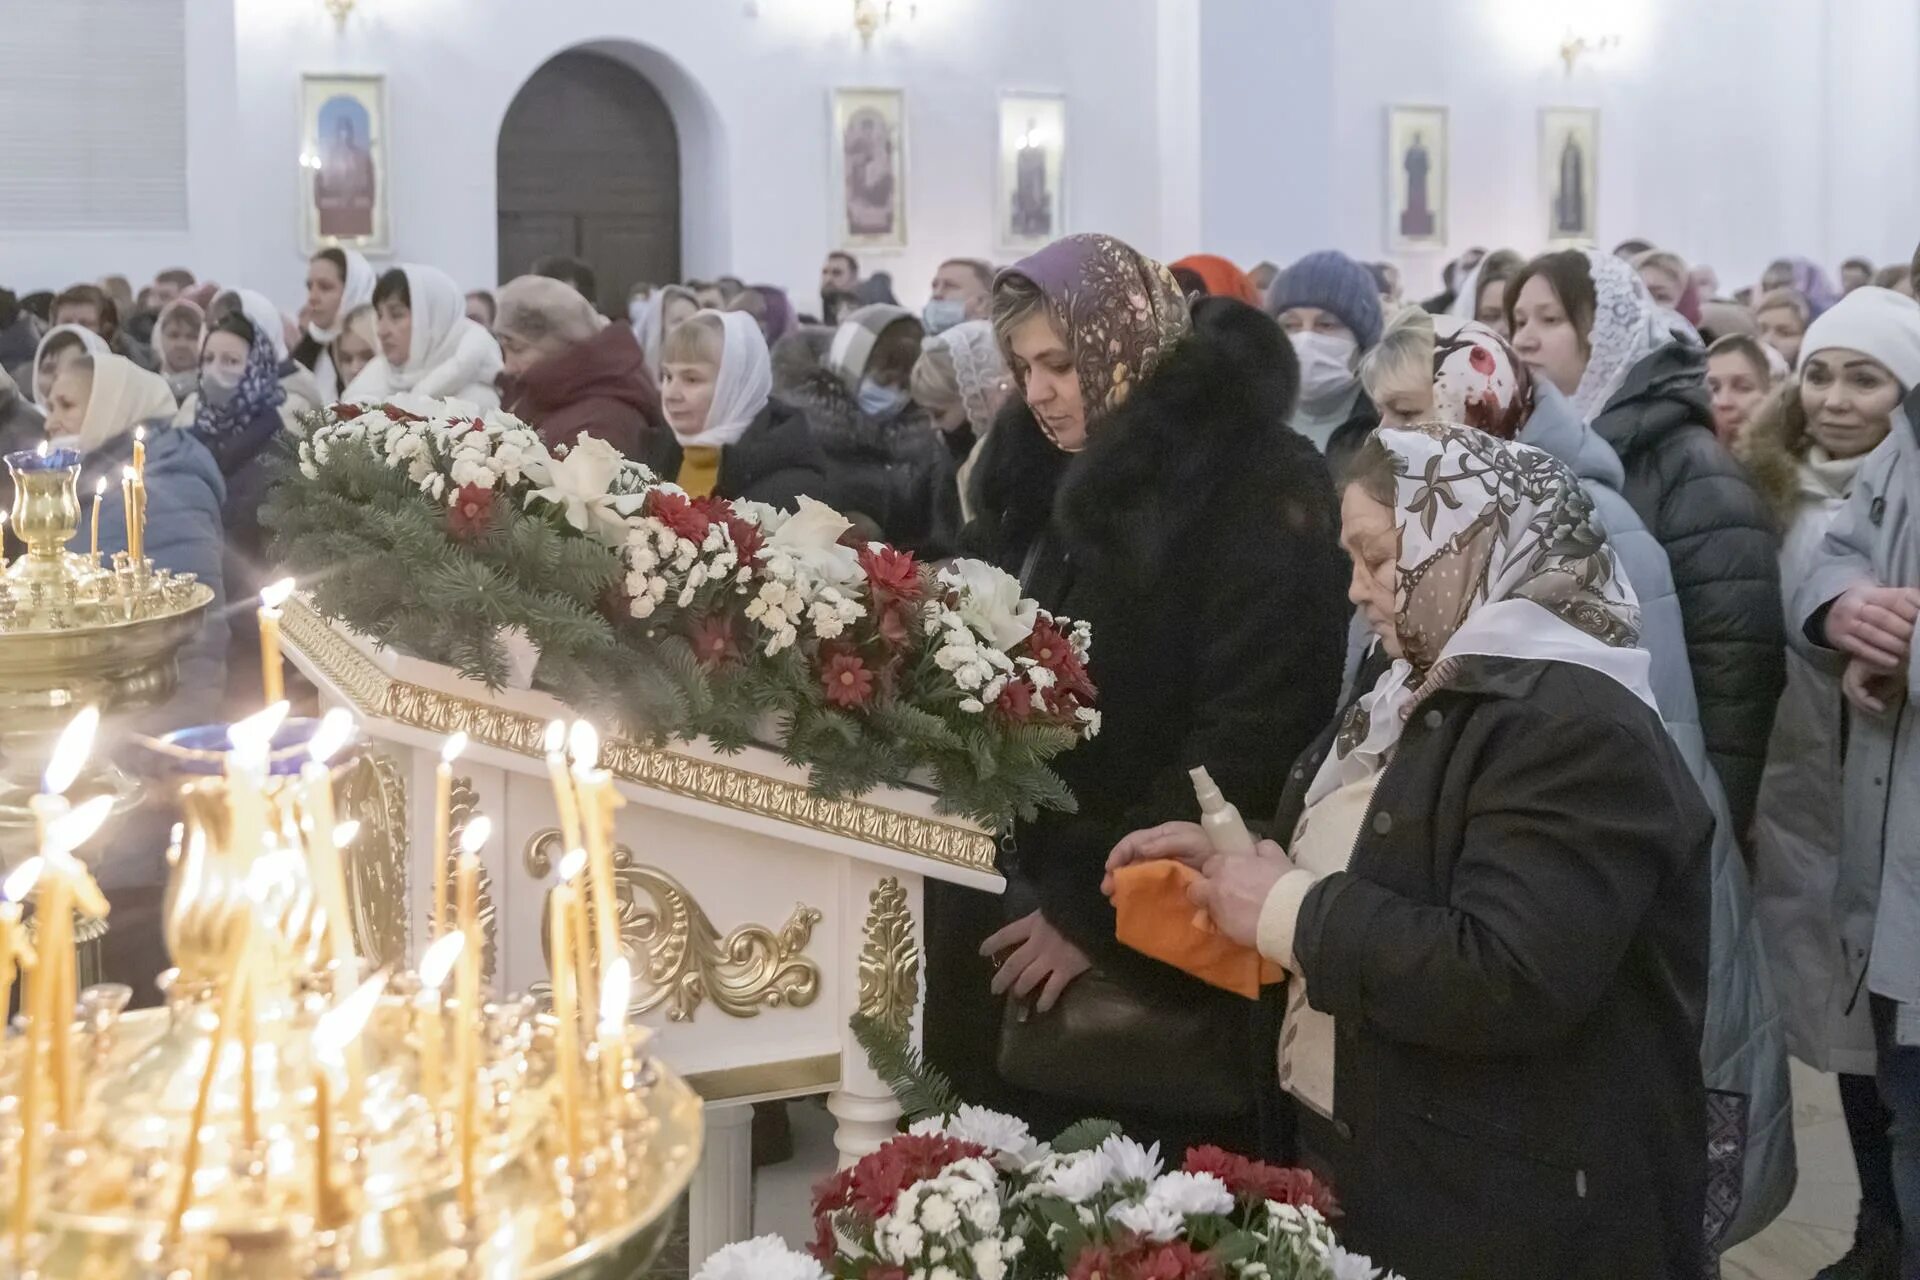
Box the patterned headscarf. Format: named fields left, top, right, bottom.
left=1774, top=257, right=1841, bottom=319
left=1570, top=249, right=1673, bottom=422
left=191, top=320, right=286, bottom=443
left=995, top=233, right=1191, bottom=428
left=1430, top=315, right=1533, bottom=440
left=1313, top=423, right=1646, bottom=805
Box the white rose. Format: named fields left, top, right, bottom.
left=941, top=559, right=1039, bottom=650
left=530, top=435, right=627, bottom=534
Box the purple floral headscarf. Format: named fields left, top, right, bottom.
left=1773, top=256, right=1841, bottom=319
left=994, top=233, right=1191, bottom=426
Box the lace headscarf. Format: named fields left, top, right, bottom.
left=191, top=320, right=287, bottom=444
left=1570, top=249, right=1673, bottom=422
left=922, top=320, right=1008, bottom=436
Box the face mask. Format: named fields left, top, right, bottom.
left=922, top=298, right=967, bottom=336
left=857, top=376, right=909, bottom=420
left=1291, top=330, right=1360, bottom=406
left=200, top=366, right=242, bottom=410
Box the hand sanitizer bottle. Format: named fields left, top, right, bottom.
left=1189, top=766, right=1257, bottom=859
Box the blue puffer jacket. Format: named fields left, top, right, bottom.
left=69, top=421, right=228, bottom=730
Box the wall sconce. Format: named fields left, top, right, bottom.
left=852, top=0, right=918, bottom=46
left=323, top=0, right=358, bottom=32
left=1560, top=24, right=1620, bottom=75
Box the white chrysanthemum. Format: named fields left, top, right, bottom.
left=1144, top=1170, right=1233, bottom=1218
left=1324, top=1245, right=1402, bottom=1280
left=1076, top=707, right=1102, bottom=737
left=958, top=698, right=984, bottom=714
left=1033, top=1150, right=1112, bottom=1204
left=969, top=1239, right=1008, bottom=1280
left=1106, top=1197, right=1185, bottom=1243
left=912, top=1106, right=1047, bottom=1170
left=690, top=1235, right=824, bottom=1280
left=919, top=1192, right=959, bottom=1233
left=1098, top=1135, right=1163, bottom=1186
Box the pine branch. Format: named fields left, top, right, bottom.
left=1050, top=1118, right=1122, bottom=1154
left=849, top=1013, right=961, bottom=1122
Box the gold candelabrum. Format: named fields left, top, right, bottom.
left=0, top=694, right=702, bottom=1278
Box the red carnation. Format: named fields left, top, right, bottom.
left=994, top=677, right=1034, bottom=723
left=859, top=544, right=923, bottom=601
left=381, top=402, right=426, bottom=423
left=331, top=402, right=366, bottom=420
left=724, top=512, right=764, bottom=565
left=820, top=649, right=876, bottom=709
left=447, top=483, right=496, bottom=542
left=1068, top=1242, right=1219, bottom=1280
left=688, top=614, right=740, bottom=668
left=810, top=1133, right=988, bottom=1260
left=646, top=489, right=712, bottom=545
left=1182, top=1147, right=1338, bottom=1216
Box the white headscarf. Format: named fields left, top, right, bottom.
left=30, top=323, right=111, bottom=407
left=925, top=320, right=1010, bottom=435
left=674, top=310, right=771, bottom=449
left=307, top=249, right=375, bottom=345
left=228, top=288, right=291, bottom=364
left=1570, top=249, right=1673, bottom=422
left=387, top=264, right=502, bottom=394
left=637, top=284, right=699, bottom=378
left=64, top=354, right=178, bottom=454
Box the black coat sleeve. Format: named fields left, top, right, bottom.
left=1642, top=432, right=1783, bottom=837
left=1293, top=701, right=1705, bottom=1055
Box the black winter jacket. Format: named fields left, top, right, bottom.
left=1276, top=657, right=1713, bottom=1280
left=1589, top=341, right=1783, bottom=836
left=638, top=401, right=828, bottom=513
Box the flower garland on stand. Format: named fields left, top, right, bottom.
left=262, top=397, right=1100, bottom=826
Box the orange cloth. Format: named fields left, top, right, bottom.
left=1112, top=860, right=1284, bottom=999
left=1171, top=254, right=1263, bottom=307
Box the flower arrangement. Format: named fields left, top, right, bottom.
left=263, top=397, right=1099, bottom=825
left=693, top=1107, right=1397, bottom=1280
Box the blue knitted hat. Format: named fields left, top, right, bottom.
left=1267, top=250, right=1384, bottom=350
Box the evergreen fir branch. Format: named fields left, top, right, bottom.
left=1049, top=1117, right=1123, bottom=1154
left=849, top=1013, right=961, bottom=1122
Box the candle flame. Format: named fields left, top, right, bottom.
left=93, top=477, right=107, bottom=497
left=331, top=820, right=361, bottom=847
left=3, top=857, right=44, bottom=903
left=543, top=719, right=566, bottom=755
left=229, top=702, right=290, bottom=766
left=259, top=577, right=296, bottom=611
left=440, top=731, right=469, bottom=766
left=122, top=464, right=135, bottom=482
left=45, top=794, right=114, bottom=858
left=568, top=720, right=600, bottom=768
left=418, top=930, right=465, bottom=991
left=44, top=705, right=100, bottom=796
left=314, top=969, right=390, bottom=1064
left=557, top=847, right=588, bottom=882
left=308, top=707, right=356, bottom=765
left=36, top=441, right=48, bottom=458
left=458, top=815, right=493, bottom=856
left=599, top=955, right=631, bottom=1036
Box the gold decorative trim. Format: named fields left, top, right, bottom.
left=685, top=1053, right=841, bottom=1103
left=529, top=829, right=822, bottom=1022
left=282, top=598, right=996, bottom=874
left=334, top=750, right=410, bottom=970
left=857, top=877, right=919, bottom=1036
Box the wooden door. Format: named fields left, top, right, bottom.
left=496, top=50, right=681, bottom=314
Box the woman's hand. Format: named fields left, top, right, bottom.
left=1187, top=841, right=1298, bottom=949
left=1843, top=656, right=1908, bottom=715
left=981, top=911, right=1092, bottom=1012
left=1102, top=822, right=1213, bottom=896
left=1827, top=584, right=1920, bottom=671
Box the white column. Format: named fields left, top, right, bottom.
left=826, top=861, right=919, bottom=1168
left=687, top=1102, right=755, bottom=1262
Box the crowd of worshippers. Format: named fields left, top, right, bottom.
left=3, top=230, right=1919, bottom=1280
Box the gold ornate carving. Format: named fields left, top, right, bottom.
left=332, top=750, right=410, bottom=969
left=281, top=597, right=995, bottom=875
left=857, top=877, right=919, bottom=1036
left=528, top=828, right=822, bottom=1022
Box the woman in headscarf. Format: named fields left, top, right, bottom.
left=1635, top=248, right=1704, bottom=327
left=1447, top=248, right=1524, bottom=336
left=1763, top=256, right=1843, bottom=319
left=40, top=353, right=225, bottom=723
left=1109, top=424, right=1714, bottom=1280
left=1361, top=311, right=1795, bottom=1254
left=208, top=288, right=324, bottom=421
left=1170, top=254, right=1262, bottom=306
left=330, top=304, right=378, bottom=396
left=153, top=296, right=205, bottom=401
left=1507, top=248, right=1782, bottom=838
left=292, top=247, right=376, bottom=401
left=924, top=234, right=1349, bottom=1156
left=634, top=284, right=700, bottom=379
left=29, top=323, right=109, bottom=407
left=910, top=320, right=1011, bottom=522
left=342, top=265, right=505, bottom=408
left=646, top=309, right=825, bottom=510
left=1747, top=288, right=1920, bottom=1280
left=1755, top=288, right=1814, bottom=369
left=494, top=274, right=664, bottom=457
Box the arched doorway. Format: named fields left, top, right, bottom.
left=497, top=50, right=681, bottom=314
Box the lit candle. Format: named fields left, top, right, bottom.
left=542, top=720, right=584, bottom=855
left=597, top=955, right=632, bottom=1111
left=5, top=858, right=43, bottom=1258
left=0, top=899, right=27, bottom=1031
left=569, top=723, right=624, bottom=986
left=225, top=703, right=288, bottom=871
left=453, top=815, right=490, bottom=1218
left=302, top=708, right=358, bottom=973
left=547, top=874, right=583, bottom=1169
left=88, top=477, right=105, bottom=563
left=258, top=578, right=296, bottom=707
left=170, top=913, right=251, bottom=1242
left=120, top=467, right=142, bottom=566
left=133, top=426, right=146, bottom=483
left=415, top=931, right=464, bottom=1112
left=32, top=708, right=100, bottom=1133
left=433, top=733, right=469, bottom=939
left=311, top=970, right=388, bottom=1234
left=561, top=849, right=595, bottom=1050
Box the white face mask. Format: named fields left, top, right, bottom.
left=1291, top=330, right=1360, bottom=407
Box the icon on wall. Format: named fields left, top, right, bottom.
left=831, top=87, right=908, bottom=250
left=1541, top=107, right=1599, bottom=246
left=998, top=92, right=1067, bottom=256
left=1385, top=105, right=1447, bottom=252
left=301, top=73, right=390, bottom=255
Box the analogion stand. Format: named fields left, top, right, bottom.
left=278, top=599, right=1004, bottom=1260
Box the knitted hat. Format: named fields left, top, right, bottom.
left=1267, top=250, right=1384, bottom=350
left=1799, top=286, right=1920, bottom=390
left=828, top=303, right=913, bottom=390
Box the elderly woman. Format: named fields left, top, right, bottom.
left=1110, top=423, right=1714, bottom=1279
left=494, top=275, right=664, bottom=457
left=924, top=234, right=1350, bottom=1155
